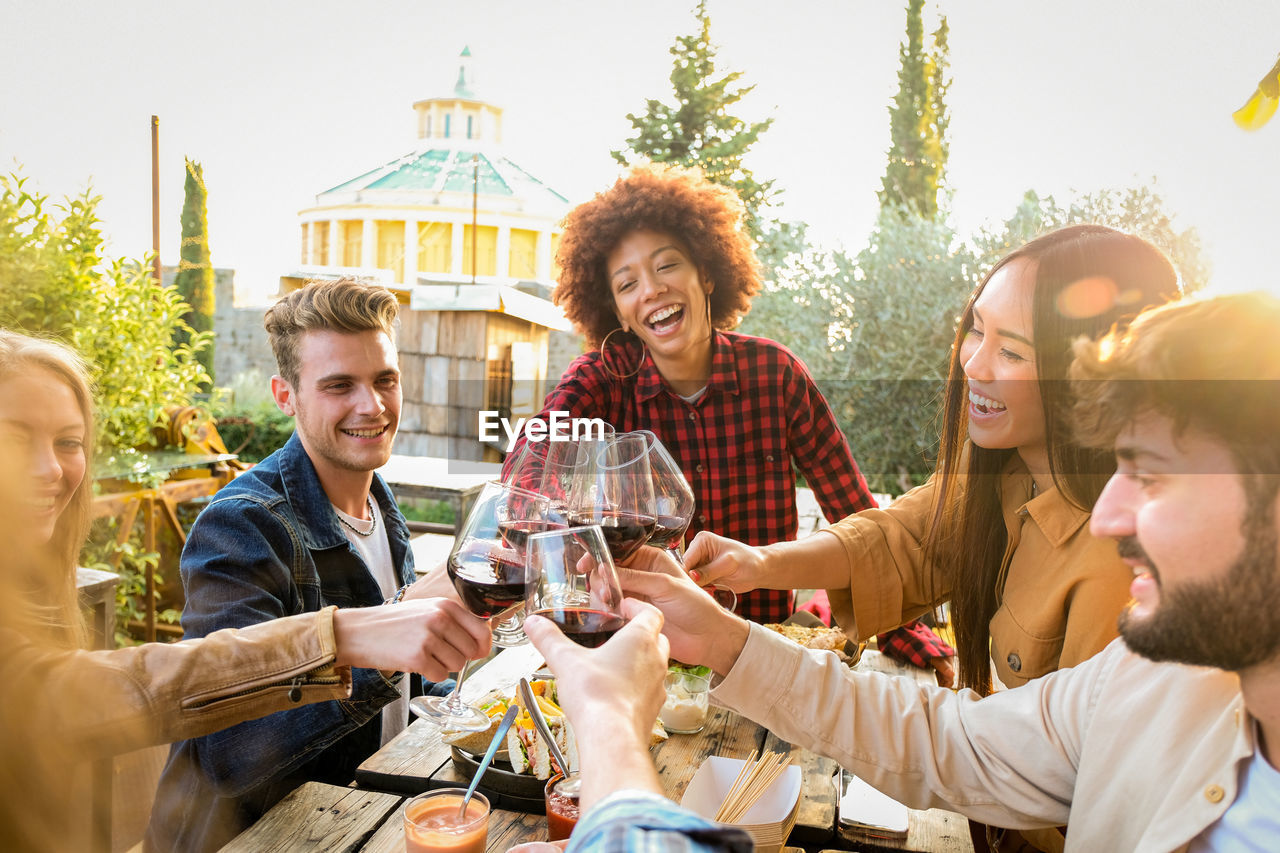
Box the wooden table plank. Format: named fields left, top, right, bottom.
left=651, top=705, right=766, bottom=805
left=360, top=804, right=541, bottom=853
left=837, top=807, right=973, bottom=853
left=219, top=782, right=402, bottom=852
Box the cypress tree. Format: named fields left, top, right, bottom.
left=878, top=0, right=951, bottom=219
left=612, top=0, right=774, bottom=239
left=174, top=158, right=215, bottom=384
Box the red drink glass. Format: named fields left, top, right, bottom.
left=544, top=772, right=581, bottom=842
left=403, top=789, right=489, bottom=853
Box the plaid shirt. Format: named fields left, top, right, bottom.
left=878, top=621, right=956, bottom=669
left=568, top=791, right=753, bottom=853
left=512, top=331, right=877, bottom=623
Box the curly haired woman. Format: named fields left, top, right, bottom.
left=507, top=162, right=880, bottom=626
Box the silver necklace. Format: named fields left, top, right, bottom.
left=337, top=496, right=377, bottom=537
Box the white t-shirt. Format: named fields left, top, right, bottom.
left=1188, top=724, right=1280, bottom=852
left=333, top=497, right=410, bottom=746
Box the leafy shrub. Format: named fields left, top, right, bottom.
left=1, top=171, right=212, bottom=642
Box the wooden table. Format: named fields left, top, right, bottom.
left=229, top=646, right=972, bottom=852
left=219, top=782, right=403, bottom=852
left=355, top=644, right=842, bottom=848
left=224, top=782, right=800, bottom=853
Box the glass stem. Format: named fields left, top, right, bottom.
left=440, top=658, right=474, bottom=711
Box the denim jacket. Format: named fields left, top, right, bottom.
left=146, top=433, right=419, bottom=853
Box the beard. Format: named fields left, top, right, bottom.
left=1119, top=515, right=1280, bottom=671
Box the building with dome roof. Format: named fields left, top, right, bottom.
left=284, top=49, right=575, bottom=461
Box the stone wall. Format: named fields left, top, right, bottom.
left=166, top=265, right=278, bottom=391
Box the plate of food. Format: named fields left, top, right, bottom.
left=442, top=679, right=576, bottom=800
left=765, top=619, right=862, bottom=666
left=442, top=678, right=671, bottom=802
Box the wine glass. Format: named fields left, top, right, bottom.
left=567, top=433, right=656, bottom=563
left=411, top=482, right=551, bottom=731
left=525, top=525, right=628, bottom=648
left=504, top=422, right=612, bottom=523
left=633, top=429, right=737, bottom=612
left=634, top=430, right=695, bottom=559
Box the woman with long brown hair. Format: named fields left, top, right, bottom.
left=688, top=224, right=1180, bottom=693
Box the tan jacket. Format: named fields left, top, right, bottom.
left=823, top=457, right=1132, bottom=687
left=1, top=606, right=350, bottom=760
left=712, top=627, right=1251, bottom=853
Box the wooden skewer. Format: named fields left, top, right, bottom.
left=715, top=750, right=792, bottom=824
left=727, top=752, right=791, bottom=823
left=714, top=749, right=758, bottom=822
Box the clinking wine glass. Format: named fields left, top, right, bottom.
left=632, top=430, right=736, bottom=612
left=503, top=438, right=577, bottom=524
left=525, top=525, right=628, bottom=648
left=410, top=482, right=552, bottom=732
left=567, top=432, right=656, bottom=563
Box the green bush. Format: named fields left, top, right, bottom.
left=1, top=171, right=212, bottom=643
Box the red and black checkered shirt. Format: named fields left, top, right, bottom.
left=508, top=331, right=877, bottom=624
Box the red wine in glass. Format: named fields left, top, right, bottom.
left=647, top=514, right=689, bottom=550
left=448, top=552, right=526, bottom=618
left=534, top=607, right=627, bottom=648
left=568, top=509, right=655, bottom=561
left=498, top=518, right=567, bottom=551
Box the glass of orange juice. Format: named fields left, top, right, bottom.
left=403, top=789, right=489, bottom=853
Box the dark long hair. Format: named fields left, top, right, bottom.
left=926, top=225, right=1179, bottom=693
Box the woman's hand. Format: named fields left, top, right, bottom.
left=682, top=532, right=768, bottom=591
left=616, top=564, right=749, bottom=677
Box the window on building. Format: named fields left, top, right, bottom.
left=509, top=229, right=538, bottom=279
left=444, top=114, right=451, bottom=138
left=300, top=224, right=310, bottom=266
left=466, top=115, right=474, bottom=139
left=341, top=221, right=362, bottom=267
left=376, top=220, right=404, bottom=282
left=462, top=225, right=498, bottom=278
left=425, top=115, right=432, bottom=138
left=417, top=222, right=452, bottom=274
left=314, top=222, right=330, bottom=265
left=485, top=343, right=513, bottom=427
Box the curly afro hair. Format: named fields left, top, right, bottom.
left=553, top=162, right=762, bottom=348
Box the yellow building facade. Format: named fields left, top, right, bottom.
left=288, top=49, right=573, bottom=461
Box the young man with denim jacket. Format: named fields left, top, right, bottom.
left=146, top=279, right=491, bottom=853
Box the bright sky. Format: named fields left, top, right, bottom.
left=3, top=0, right=1278, bottom=302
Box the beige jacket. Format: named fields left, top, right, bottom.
left=824, top=457, right=1132, bottom=687
left=713, top=626, right=1251, bottom=852
left=1, top=606, right=350, bottom=760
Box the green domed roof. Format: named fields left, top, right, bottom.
left=317, top=146, right=567, bottom=208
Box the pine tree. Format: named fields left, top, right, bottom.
left=878, top=0, right=951, bottom=219
left=612, top=0, right=774, bottom=238
left=174, top=158, right=215, bottom=384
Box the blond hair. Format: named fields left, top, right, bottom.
left=264, top=278, right=400, bottom=386
left=0, top=330, right=93, bottom=648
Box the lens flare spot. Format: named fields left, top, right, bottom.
left=1057, top=276, right=1119, bottom=319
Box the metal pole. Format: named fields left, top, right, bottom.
left=471, top=154, right=478, bottom=285
left=151, top=115, right=161, bottom=284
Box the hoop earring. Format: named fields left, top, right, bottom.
left=600, top=326, right=645, bottom=381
